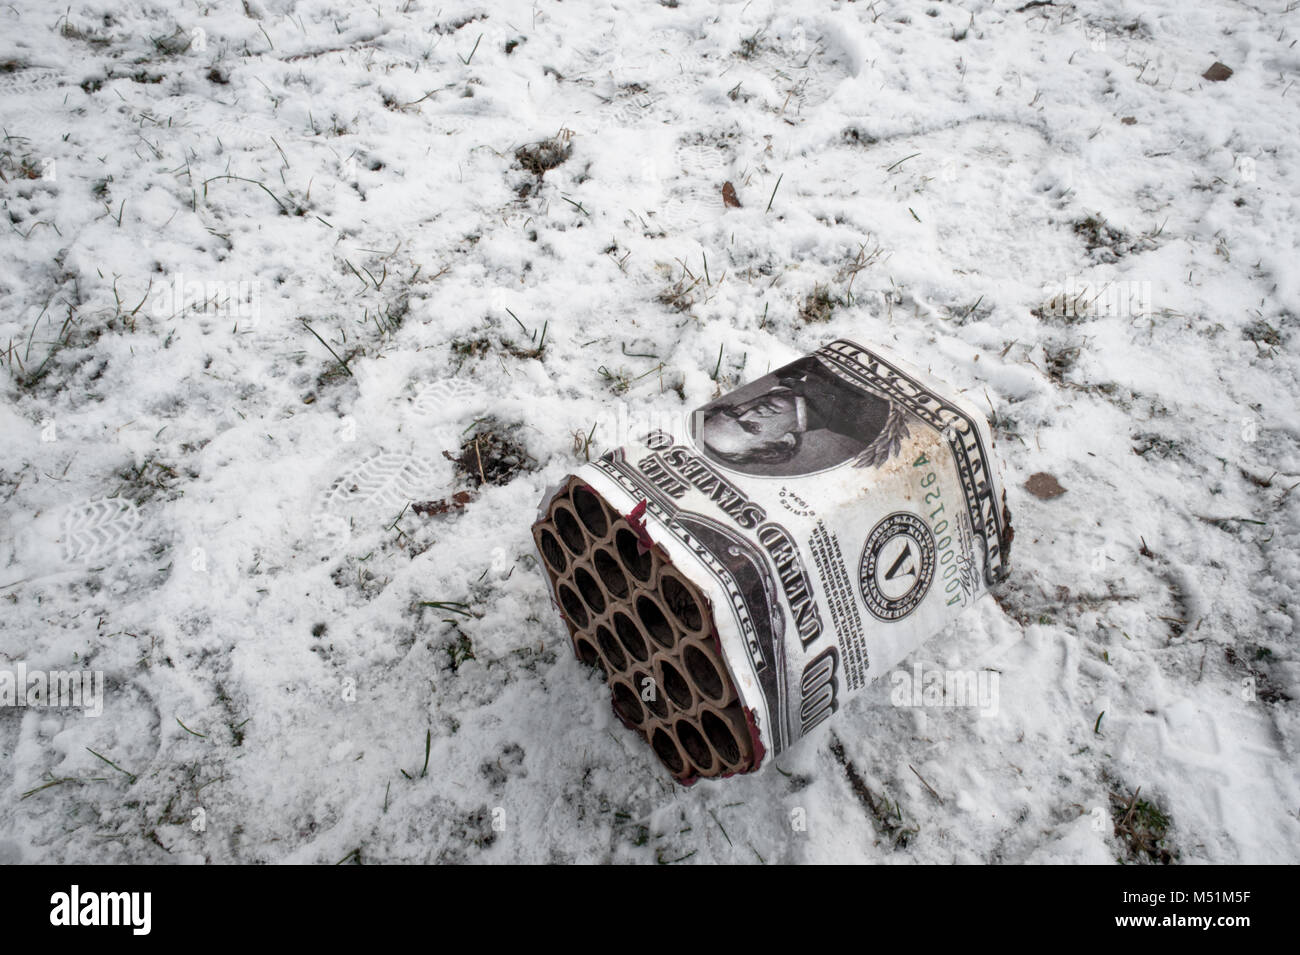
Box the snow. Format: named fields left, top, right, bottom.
left=1, top=0, right=1297, bottom=863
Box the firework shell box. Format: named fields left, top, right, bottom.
left=533, top=339, right=1014, bottom=780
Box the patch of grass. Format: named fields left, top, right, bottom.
left=1042, top=342, right=1081, bottom=384
left=572, top=421, right=597, bottom=461
left=60, top=20, right=115, bottom=49
left=445, top=632, right=475, bottom=672
left=657, top=267, right=701, bottom=313
left=302, top=320, right=356, bottom=380
left=1072, top=214, right=1157, bottom=263
left=1131, top=432, right=1185, bottom=460
left=1110, top=786, right=1176, bottom=864
left=150, top=26, right=198, bottom=56
left=505, top=308, right=548, bottom=355
left=419, top=600, right=474, bottom=618
left=835, top=241, right=887, bottom=304
left=434, top=805, right=498, bottom=860
left=450, top=330, right=545, bottom=370
left=515, top=131, right=572, bottom=177
left=1074, top=215, right=1125, bottom=252
left=113, top=456, right=184, bottom=505
left=597, top=360, right=663, bottom=396
left=737, top=28, right=766, bottom=59
left=1033, top=286, right=1095, bottom=324
left=0, top=147, right=44, bottom=181
left=842, top=126, right=880, bottom=146
left=5, top=284, right=90, bottom=393
left=329, top=558, right=389, bottom=602
left=945, top=294, right=992, bottom=325
left=216, top=683, right=247, bottom=747
left=798, top=284, right=841, bottom=324
left=1242, top=319, right=1281, bottom=348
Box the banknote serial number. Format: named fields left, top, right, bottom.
left=913, top=452, right=963, bottom=608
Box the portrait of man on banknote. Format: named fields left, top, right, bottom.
left=690, top=355, right=911, bottom=477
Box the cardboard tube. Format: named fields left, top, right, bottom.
left=573, top=635, right=604, bottom=676
left=656, top=567, right=709, bottom=637
left=633, top=592, right=677, bottom=652
left=697, top=703, right=752, bottom=769
left=674, top=718, right=715, bottom=775
left=634, top=668, right=670, bottom=720
left=570, top=562, right=607, bottom=618
left=648, top=723, right=687, bottom=778
left=591, top=546, right=631, bottom=600
left=610, top=610, right=651, bottom=664
left=654, top=656, right=695, bottom=711
left=533, top=525, right=568, bottom=577
left=609, top=678, right=645, bottom=728
left=593, top=621, right=628, bottom=672
left=677, top=637, right=737, bottom=707
left=554, top=579, right=589, bottom=630
left=550, top=501, right=588, bottom=557
left=613, top=525, right=658, bottom=588
left=570, top=483, right=612, bottom=539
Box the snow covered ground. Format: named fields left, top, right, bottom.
left=1, top=0, right=1298, bottom=864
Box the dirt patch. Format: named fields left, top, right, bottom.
left=1073, top=214, right=1155, bottom=263
left=444, top=420, right=536, bottom=487
left=1042, top=342, right=1081, bottom=385
left=1242, top=318, right=1282, bottom=348
left=515, top=134, right=572, bottom=177
left=1225, top=645, right=1292, bottom=704
left=450, top=335, right=543, bottom=369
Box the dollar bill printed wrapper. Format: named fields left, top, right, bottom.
left=533, top=339, right=1013, bottom=781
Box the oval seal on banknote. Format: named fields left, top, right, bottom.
left=859, top=512, right=936, bottom=621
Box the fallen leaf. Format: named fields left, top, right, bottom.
left=722, top=181, right=741, bottom=208
left=1121, top=116, right=1137, bottom=125
left=1025, top=472, right=1067, bottom=499
left=412, top=490, right=476, bottom=517
left=1202, top=62, right=1233, bottom=82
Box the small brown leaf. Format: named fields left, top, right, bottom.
left=1025, top=472, right=1067, bottom=500
left=722, top=181, right=741, bottom=208
left=1202, top=61, right=1233, bottom=82
left=1121, top=116, right=1137, bottom=125
left=412, top=490, right=476, bottom=517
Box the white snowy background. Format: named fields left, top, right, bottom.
left=1, top=0, right=1297, bottom=863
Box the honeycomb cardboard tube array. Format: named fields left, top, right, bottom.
left=532, top=339, right=1014, bottom=782
left=533, top=478, right=758, bottom=782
